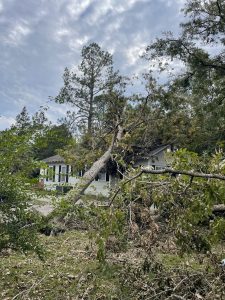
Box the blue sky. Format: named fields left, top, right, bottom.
left=0, top=0, right=185, bottom=130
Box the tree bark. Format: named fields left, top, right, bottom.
left=66, top=125, right=124, bottom=203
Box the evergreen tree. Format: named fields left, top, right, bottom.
left=55, top=43, right=116, bottom=135
left=143, top=0, right=225, bottom=152
left=13, top=106, right=31, bottom=134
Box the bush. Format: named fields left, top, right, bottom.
left=0, top=129, right=43, bottom=257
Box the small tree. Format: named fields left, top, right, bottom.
left=0, top=128, right=43, bottom=257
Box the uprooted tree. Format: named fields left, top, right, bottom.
left=1, top=1, right=225, bottom=298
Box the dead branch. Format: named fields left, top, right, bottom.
left=141, top=167, right=225, bottom=181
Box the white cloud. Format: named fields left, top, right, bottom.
left=46, top=102, right=71, bottom=123
left=126, top=43, right=146, bottom=66
left=121, top=30, right=149, bottom=73
left=67, top=0, right=92, bottom=19
left=113, top=0, right=141, bottom=14
left=0, top=1, right=3, bottom=13
left=0, top=115, right=15, bottom=130
left=0, top=0, right=185, bottom=127
left=175, top=0, right=186, bottom=4
left=105, top=16, right=123, bottom=34
left=86, top=0, right=113, bottom=24
left=54, top=28, right=71, bottom=42
left=68, top=36, right=89, bottom=51
left=4, top=20, right=31, bottom=46
left=85, top=0, right=146, bottom=25
left=173, top=0, right=186, bottom=10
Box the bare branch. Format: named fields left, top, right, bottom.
left=141, top=167, right=225, bottom=181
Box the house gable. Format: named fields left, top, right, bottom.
left=133, top=145, right=174, bottom=169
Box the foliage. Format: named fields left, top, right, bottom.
left=143, top=0, right=225, bottom=153
left=12, top=106, right=73, bottom=161
left=0, top=129, right=43, bottom=257
left=112, top=149, right=225, bottom=254
left=12, top=106, right=48, bottom=135
left=55, top=42, right=119, bottom=135
left=53, top=196, right=127, bottom=263
left=33, top=124, right=73, bottom=160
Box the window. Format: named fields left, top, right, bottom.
left=47, top=166, right=55, bottom=181
left=155, top=166, right=163, bottom=170
left=98, top=172, right=106, bottom=181
left=78, top=170, right=84, bottom=177
left=61, top=166, right=67, bottom=182
left=106, top=172, right=109, bottom=182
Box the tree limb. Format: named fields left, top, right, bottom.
left=141, top=167, right=225, bottom=181
left=109, top=167, right=225, bottom=206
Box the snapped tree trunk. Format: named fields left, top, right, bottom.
left=66, top=125, right=124, bottom=203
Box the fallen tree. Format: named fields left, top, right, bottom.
left=66, top=124, right=124, bottom=203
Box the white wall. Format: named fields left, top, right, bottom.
left=40, top=163, right=110, bottom=196
left=134, top=148, right=172, bottom=169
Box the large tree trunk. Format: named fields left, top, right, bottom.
left=66, top=125, right=124, bottom=203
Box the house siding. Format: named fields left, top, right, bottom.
left=134, top=145, right=173, bottom=169
left=41, top=163, right=110, bottom=196
left=40, top=145, right=174, bottom=196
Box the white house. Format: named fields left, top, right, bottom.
left=40, top=145, right=174, bottom=196
left=133, top=144, right=174, bottom=169
left=40, top=154, right=114, bottom=196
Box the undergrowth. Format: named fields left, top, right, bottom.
left=1, top=230, right=225, bottom=299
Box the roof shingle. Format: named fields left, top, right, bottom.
left=42, top=154, right=65, bottom=163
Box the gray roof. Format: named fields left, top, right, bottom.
left=42, top=154, right=65, bottom=163
left=42, top=145, right=172, bottom=164
left=148, top=145, right=171, bottom=157
left=136, top=145, right=171, bottom=160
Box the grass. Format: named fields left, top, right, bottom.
left=1, top=229, right=224, bottom=299
left=0, top=230, right=127, bottom=300
left=156, top=252, right=205, bottom=271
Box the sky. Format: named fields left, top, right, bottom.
left=0, top=0, right=185, bottom=130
